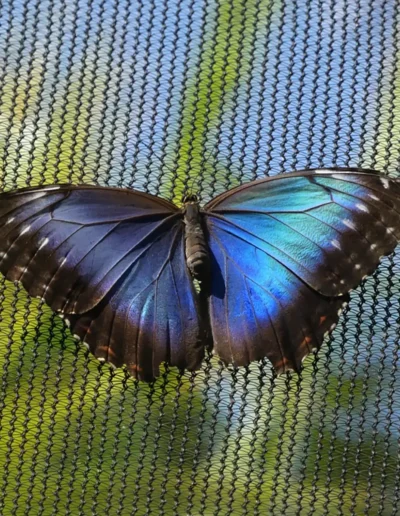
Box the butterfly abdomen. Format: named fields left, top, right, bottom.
left=183, top=201, right=209, bottom=281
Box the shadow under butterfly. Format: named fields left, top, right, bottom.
left=0, top=168, right=399, bottom=381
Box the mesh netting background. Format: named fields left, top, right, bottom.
left=0, top=0, right=400, bottom=514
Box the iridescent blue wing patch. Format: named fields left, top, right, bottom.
left=0, top=185, right=205, bottom=381
left=203, top=168, right=400, bottom=373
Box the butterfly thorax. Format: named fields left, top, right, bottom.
left=183, top=200, right=209, bottom=281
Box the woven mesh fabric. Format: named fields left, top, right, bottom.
left=0, top=0, right=400, bottom=514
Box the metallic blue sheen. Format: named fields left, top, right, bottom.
left=204, top=170, right=400, bottom=370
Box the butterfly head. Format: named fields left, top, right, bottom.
left=182, top=193, right=199, bottom=204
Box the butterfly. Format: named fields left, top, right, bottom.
left=0, top=168, right=399, bottom=381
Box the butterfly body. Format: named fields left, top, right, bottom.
left=0, top=168, right=399, bottom=381
left=182, top=196, right=209, bottom=281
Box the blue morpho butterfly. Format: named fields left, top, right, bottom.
left=0, top=168, right=399, bottom=381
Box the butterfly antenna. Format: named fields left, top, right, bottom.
left=182, top=146, right=217, bottom=201
left=136, top=139, right=219, bottom=201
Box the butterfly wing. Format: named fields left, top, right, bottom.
left=203, top=168, right=400, bottom=372
left=0, top=185, right=205, bottom=381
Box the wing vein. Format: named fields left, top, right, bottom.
left=213, top=229, right=297, bottom=366
left=207, top=214, right=334, bottom=285
left=66, top=214, right=180, bottom=311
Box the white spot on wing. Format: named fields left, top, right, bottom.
left=380, top=177, right=390, bottom=189
left=64, top=319, right=70, bottom=328
left=20, top=225, right=31, bottom=235
left=331, top=173, right=346, bottom=180
left=356, top=203, right=369, bottom=213
left=355, top=264, right=361, bottom=270
left=6, top=217, right=15, bottom=224
left=82, top=342, right=90, bottom=350
left=371, top=243, right=377, bottom=250
left=343, top=219, right=356, bottom=230
left=41, top=282, right=51, bottom=298
left=97, top=357, right=106, bottom=363
left=386, top=227, right=395, bottom=234
left=73, top=334, right=80, bottom=340
left=369, top=193, right=379, bottom=201
left=314, top=169, right=331, bottom=174
left=44, top=186, right=61, bottom=191
left=330, top=323, right=337, bottom=331
left=38, top=237, right=49, bottom=250
left=331, top=239, right=341, bottom=250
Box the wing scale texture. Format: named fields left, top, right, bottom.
left=0, top=185, right=205, bottom=380
left=204, top=169, right=400, bottom=372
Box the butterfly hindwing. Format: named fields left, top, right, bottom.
left=66, top=222, right=206, bottom=380
left=0, top=185, right=205, bottom=380
left=206, top=215, right=348, bottom=371
left=204, top=168, right=400, bottom=371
